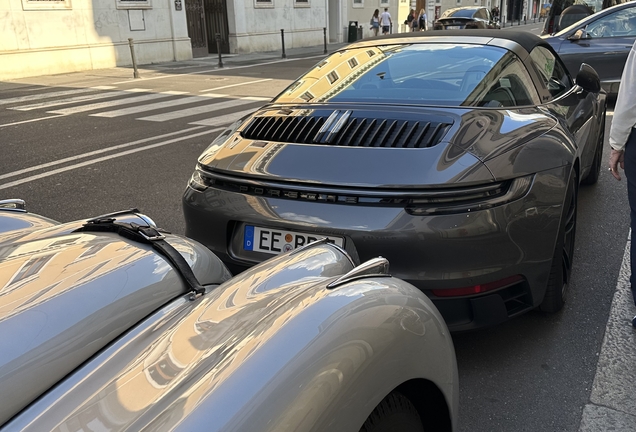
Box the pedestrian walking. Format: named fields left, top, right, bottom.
left=608, top=39, right=636, bottom=328
left=405, top=9, right=417, bottom=32
left=370, top=9, right=380, bottom=37
left=418, top=9, right=428, bottom=31
left=380, top=8, right=392, bottom=35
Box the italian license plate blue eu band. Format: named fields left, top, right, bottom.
left=244, top=225, right=344, bottom=255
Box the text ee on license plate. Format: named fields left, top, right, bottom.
left=244, top=225, right=344, bottom=255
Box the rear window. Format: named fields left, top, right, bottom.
left=275, top=44, right=539, bottom=108
left=442, top=9, right=477, bottom=18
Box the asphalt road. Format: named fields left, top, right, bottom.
left=0, top=36, right=630, bottom=431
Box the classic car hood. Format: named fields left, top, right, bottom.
left=198, top=104, right=556, bottom=187
left=0, top=212, right=231, bottom=426
left=5, top=244, right=454, bottom=432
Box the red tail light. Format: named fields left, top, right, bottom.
left=432, top=275, right=524, bottom=297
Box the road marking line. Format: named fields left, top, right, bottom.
left=48, top=92, right=178, bottom=115
left=200, top=78, right=273, bottom=93
left=10, top=91, right=136, bottom=111
left=189, top=108, right=259, bottom=127
left=531, top=27, right=539, bottom=30
left=0, top=128, right=222, bottom=190
left=90, top=95, right=224, bottom=118
left=0, top=115, right=65, bottom=128
left=137, top=98, right=262, bottom=122
left=91, top=86, right=118, bottom=90
left=110, top=54, right=326, bottom=84
left=0, top=88, right=96, bottom=106
left=0, top=126, right=206, bottom=181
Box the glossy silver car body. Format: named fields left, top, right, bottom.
left=0, top=201, right=458, bottom=431
left=183, top=31, right=606, bottom=331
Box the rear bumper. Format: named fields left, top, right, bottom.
left=183, top=167, right=567, bottom=331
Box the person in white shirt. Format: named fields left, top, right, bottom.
left=609, top=39, right=636, bottom=328
left=380, top=8, right=392, bottom=35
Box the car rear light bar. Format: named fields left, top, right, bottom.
left=432, top=275, right=524, bottom=297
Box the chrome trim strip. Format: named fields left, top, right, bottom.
left=325, top=110, right=352, bottom=143
left=327, top=257, right=390, bottom=289
left=0, top=199, right=26, bottom=212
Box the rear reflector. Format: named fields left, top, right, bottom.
left=432, top=275, right=524, bottom=298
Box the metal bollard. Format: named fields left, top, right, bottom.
left=323, top=27, right=327, bottom=54
left=281, top=29, right=286, bottom=59
left=127, top=38, right=140, bottom=79
left=215, top=34, right=223, bottom=68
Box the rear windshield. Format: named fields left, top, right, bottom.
left=274, top=44, right=536, bottom=107
left=441, top=9, right=477, bottom=18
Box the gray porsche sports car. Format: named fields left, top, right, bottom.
left=0, top=199, right=457, bottom=432
left=183, top=31, right=606, bottom=331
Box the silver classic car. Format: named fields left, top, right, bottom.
left=0, top=199, right=458, bottom=432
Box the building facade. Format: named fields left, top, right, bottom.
left=1, top=0, right=192, bottom=80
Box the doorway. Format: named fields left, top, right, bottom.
left=185, top=0, right=208, bottom=57
left=204, top=0, right=230, bottom=54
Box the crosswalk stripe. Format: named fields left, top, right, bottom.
left=0, top=126, right=205, bottom=181
left=188, top=108, right=259, bottom=127
left=137, top=98, right=261, bottom=122
left=0, top=128, right=222, bottom=191
left=48, top=92, right=179, bottom=115
left=200, top=78, right=273, bottom=93
left=10, top=90, right=144, bottom=111
left=0, top=88, right=96, bottom=106
left=90, top=95, right=220, bottom=118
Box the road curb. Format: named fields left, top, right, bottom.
left=579, top=231, right=636, bottom=431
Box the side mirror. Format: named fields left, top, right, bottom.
left=575, top=63, right=601, bottom=93
left=568, top=29, right=586, bottom=40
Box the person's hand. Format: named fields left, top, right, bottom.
left=609, top=149, right=625, bottom=181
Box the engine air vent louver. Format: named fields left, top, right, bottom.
left=241, top=114, right=452, bottom=148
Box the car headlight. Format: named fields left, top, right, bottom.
left=405, top=175, right=533, bottom=216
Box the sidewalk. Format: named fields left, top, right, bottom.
left=144, top=42, right=349, bottom=73
left=579, top=232, right=636, bottom=431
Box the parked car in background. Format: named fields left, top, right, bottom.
left=0, top=199, right=458, bottom=431
left=543, top=1, right=636, bottom=95
left=433, top=7, right=499, bottom=30
left=183, top=30, right=606, bottom=331
left=541, top=0, right=627, bottom=34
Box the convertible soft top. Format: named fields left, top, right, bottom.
left=355, top=30, right=548, bottom=55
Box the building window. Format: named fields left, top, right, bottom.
left=294, top=0, right=309, bottom=7
left=367, top=50, right=376, bottom=57
left=457, top=0, right=461, bottom=4
left=21, top=0, right=72, bottom=10
left=348, top=58, right=359, bottom=69
left=7, top=255, right=54, bottom=288
left=436, top=0, right=440, bottom=3
left=380, top=0, right=388, bottom=5
left=300, top=91, right=314, bottom=101
left=254, top=0, right=274, bottom=8
left=116, top=0, right=151, bottom=9
left=353, top=0, right=363, bottom=7
left=327, top=71, right=339, bottom=84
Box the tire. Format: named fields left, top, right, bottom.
left=581, top=108, right=606, bottom=185
left=540, top=169, right=578, bottom=313
left=359, top=392, right=424, bottom=432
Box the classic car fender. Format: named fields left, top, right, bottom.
left=6, top=244, right=458, bottom=432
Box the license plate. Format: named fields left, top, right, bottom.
left=243, top=225, right=344, bottom=255
left=447, top=25, right=461, bottom=29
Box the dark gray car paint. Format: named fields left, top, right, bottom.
left=543, top=2, right=636, bottom=94
left=183, top=36, right=605, bottom=330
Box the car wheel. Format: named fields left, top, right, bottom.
left=540, top=169, right=578, bottom=313
left=359, top=392, right=424, bottom=432
left=581, top=108, right=606, bottom=185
